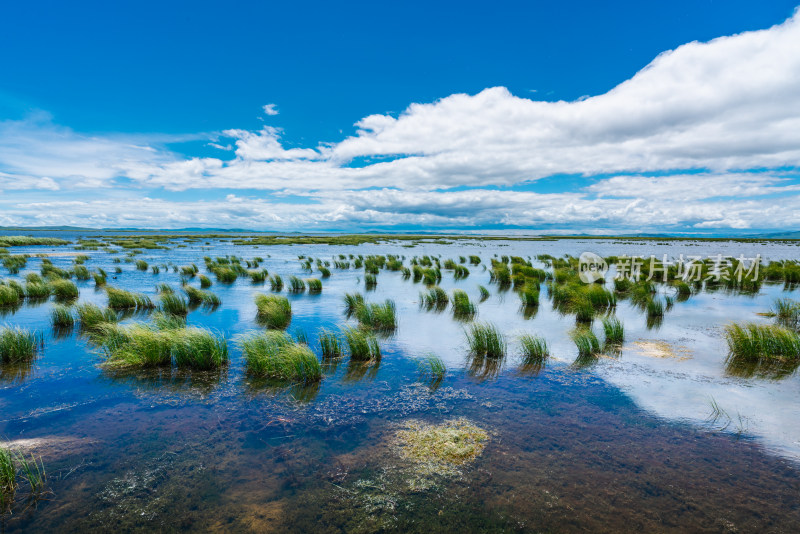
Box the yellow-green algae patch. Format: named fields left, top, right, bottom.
left=393, top=418, right=489, bottom=479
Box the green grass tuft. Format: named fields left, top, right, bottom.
left=519, top=334, right=548, bottom=365
left=602, top=317, right=625, bottom=346
left=106, top=287, right=154, bottom=310
left=0, top=327, right=42, bottom=363
left=465, top=322, right=506, bottom=359
left=344, top=327, right=381, bottom=361
left=51, top=279, right=79, bottom=302
left=255, top=294, right=292, bottom=329
left=50, top=304, right=74, bottom=328
left=239, top=330, right=321, bottom=383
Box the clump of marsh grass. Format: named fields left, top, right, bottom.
left=518, top=283, right=539, bottom=308
left=306, top=278, right=323, bottom=293
left=0, top=285, right=22, bottom=308
left=76, top=303, right=118, bottom=330
left=724, top=323, right=800, bottom=362
left=73, top=265, right=90, bottom=280
left=106, top=287, right=154, bottom=310
left=354, top=299, right=397, bottom=331
left=288, top=276, right=305, bottom=293
left=183, top=286, right=221, bottom=308
left=249, top=269, right=268, bottom=284
left=50, top=304, right=74, bottom=328
left=269, top=274, right=283, bottom=291
left=364, top=273, right=377, bottom=289
left=156, top=283, right=173, bottom=294
left=418, top=353, right=446, bottom=386
left=344, top=327, right=381, bottom=361
left=772, top=298, right=800, bottom=330
left=478, top=285, right=490, bottom=302
left=0, top=327, right=42, bottom=363
left=239, top=330, right=321, bottom=383
left=160, top=293, right=188, bottom=316
left=420, top=286, right=449, bottom=311
left=602, top=317, right=625, bottom=346
left=465, top=322, right=506, bottom=359
left=199, top=274, right=212, bottom=288
left=171, top=327, right=229, bottom=369
left=51, top=279, right=79, bottom=302
left=93, top=271, right=107, bottom=286
left=571, top=328, right=601, bottom=363
left=519, top=334, right=548, bottom=366
left=343, top=292, right=365, bottom=317
left=255, top=294, right=292, bottom=329
left=318, top=329, right=344, bottom=360
left=1, top=447, right=48, bottom=512
left=24, top=281, right=51, bottom=300
left=451, top=289, right=476, bottom=320
left=135, top=259, right=148, bottom=271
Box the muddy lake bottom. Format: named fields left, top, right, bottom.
left=1, top=235, right=799, bottom=532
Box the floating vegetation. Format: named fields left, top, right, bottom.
left=76, top=303, right=118, bottom=330
left=465, top=322, right=505, bottom=359
left=239, top=330, right=321, bottom=383
left=51, top=279, right=79, bottom=302
left=602, top=317, right=625, bottom=346
left=344, top=327, right=381, bottom=361
left=183, top=286, right=221, bottom=308
left=106, top=287, right=154, bottom=310
left=255, top=294, right=292, bottom=329
left=451, top=289, right=476, bottom=320
left=393, top=418, right=489, bottom=478
left=0, top=327, right=42, bottom=363
left=51, top=304, right=75, bottom=328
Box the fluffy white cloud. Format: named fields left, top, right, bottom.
left=1, top=10, right=800, bottom=231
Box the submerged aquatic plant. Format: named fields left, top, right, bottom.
left=255, top=294, right=292, bottom=329
left=464, top=322, right=506, bottom=359
left=0, top=327, right=42, bottom=363
left=394, top=418, right=489, bottom=477
left=239, top=330, right=321, bottom=383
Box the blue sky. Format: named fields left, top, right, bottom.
left=1, top=1, right=799, bottom=233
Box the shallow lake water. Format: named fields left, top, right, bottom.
left=1, top=233, right=799, bottom=532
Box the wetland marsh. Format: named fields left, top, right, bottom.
left=1, top=231, right=799, bottom=532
